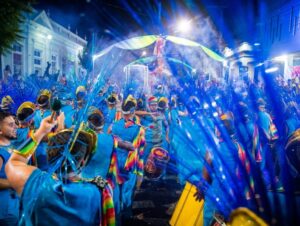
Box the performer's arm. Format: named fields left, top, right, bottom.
left=56, top=111, right=65, bottom=132
left=0, top=178, right=11, bottom=189
left=135, top=110, right=151, bottom=116
left=0, top=157, right=11, bottom=189
left=117, top=140, right=135, bottom=152
left=5, top=115, right=58, bottom=195
left=163, top=117, right=170, bottom=143
left=203, top=151, right=212, bottom=183
left=107, top=124, right=112, bottom=134
left=194, top=151, right=212, bottom=201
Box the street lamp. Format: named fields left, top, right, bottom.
left=176, top=19, right=192, bottom=34
left=47, top=34, right=52, bottom=40
left=265, top=66, right=279, bottom=74
left=273, top=55, right=287, bottom=62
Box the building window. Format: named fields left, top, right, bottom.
left=34, top=59, right=41, bottom=65
left=34, top=49, right=41, bottom=57
left=13, top=43, right=22, bottom=75
left=293, top=57, right=300, bottom=66
left=51, top=55, right=57, bottom=73
left=13, top=44, right=22, bottom=52
left=62, top=56, right=67, bottom=73
left=13, top=53, right=22, bottom=75
left=34, top=49, right=42, bottom=68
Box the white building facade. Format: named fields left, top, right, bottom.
left=261, top=0, right=300, bottom=79
left=222, top=42, right=259, bottom=83
left=1, top=10, right=87, bottom=78
left=222, top=0, right=300, bottom=82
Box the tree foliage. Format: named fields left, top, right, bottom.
left=0, top=0, right=34, bottom=54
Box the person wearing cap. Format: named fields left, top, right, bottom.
left=13, top=102, right=36, bottom=149
left=59, top=85, right=85, bottom=129
left=82, top=106, right=133, bottom=181
left=83, top=106, right=136, bottom=223
left=157, top=97, right=170, bottom=150
left=75, top=86, right=86, bottom=107
left=0, top=111, right=19, bottom=226
left=16, top=101, right=64, bottom=171
left=256, top=98, right=280, bottom=188
left=34, top=90, right=53, bottom=171
left=0, top=95, right=14, bottom=114
left=5, top=114, right=116, bottom=225
left=68, top=85, right=87, bottom=127
left=236, top=103, right=262, bottom=164
left=137, top=96, right=168, bottom=165
left=153, top=84, right=164, bottom=99
left=94, top=89, right=108, bottom=113
left=34, top=89, right=52, bottom=128
left=104, top=93, right=122, bottom=133
left=110, top=95, right=145, bottom=223
left=136, top=95, right=146, bottom=112
left=283, top=101, right=300, bottom=138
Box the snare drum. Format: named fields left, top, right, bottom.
left=145, top=147, right=169, bottom=180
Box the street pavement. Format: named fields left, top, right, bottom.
left=123, top=172, right=183, bottom=226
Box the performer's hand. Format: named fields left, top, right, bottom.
left=151, top=112, right=159, bottom=117
left=34, top=116, right=57, bottom=143
left=193, top=188, right=204, bottom=202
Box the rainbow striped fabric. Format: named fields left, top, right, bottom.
left=124, top=127, right=145, bottom=176
left=14, top=130, right=38, bottom=159
left=236, top=142, right=255, bottom=199
left=108, top=137, right=125, bottom=185
left=102, top=185, right=116, bottom=226
left=269, top=122, right=279, bottom=141
left=114, top=111, right=122, bottom=122
left=252, top=125, right=262, bottom=162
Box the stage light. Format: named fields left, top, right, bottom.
left=176, top=19, right=192, bottom=33
left=47, top=34, right=52, bottom=40
left=265, top=67, right=279, bottom=73
left=238, top=42, right=252, bottom=52
left=273, top=55, right=287, bottom=62
left=142, top=51, right=147, bottom=56
left=223, top=47, right=233, bottom=57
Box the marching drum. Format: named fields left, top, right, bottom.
left=144, top=147, right=170, bottom=180
left=285, top=128, right=300, bottom=180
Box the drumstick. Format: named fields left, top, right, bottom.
left=50, top=98, right=62, bottom=123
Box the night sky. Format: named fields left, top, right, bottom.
left=35, top=0, right=286, bottom=48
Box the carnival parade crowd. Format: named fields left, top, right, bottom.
left=0, top=63, right=300, bottom=226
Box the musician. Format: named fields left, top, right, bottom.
left=5, top=115, right=116, bottom=225
left=110, top=95, right=145, bottom=223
